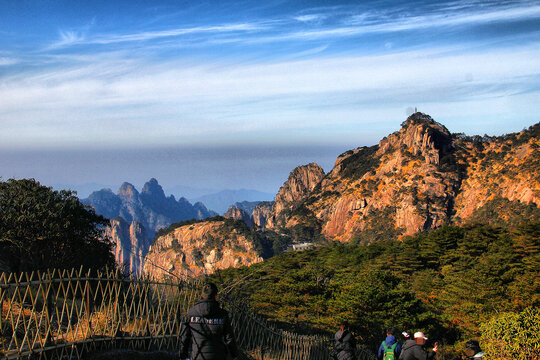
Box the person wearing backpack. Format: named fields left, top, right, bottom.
left=378, top=328, right=402, bottom=360
left=399, top=332, right=438, bottom=360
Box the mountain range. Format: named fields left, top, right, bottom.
left=82, top=178, right=218, bottom=274
left=142, top=112, right=539, bottom=279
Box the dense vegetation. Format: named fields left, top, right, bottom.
left=0, top=178, right=116, bottom=272
left=480, top=307, right=540, bottom=360
left=211, top=222, right=539, bottom=355
left=339, top=145, right=380, bottom=181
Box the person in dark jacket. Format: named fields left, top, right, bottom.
left=399, top=332, right=438, bottom=360
left=334, top=321, right=357, bottom=360
left=180, top=283, right=238, bottom=360
left=378, top=328, right=402, bottom=359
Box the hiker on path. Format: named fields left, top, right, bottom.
left=399, top=332, right=438, bottom=360
left=465, top=340, right=484, bottom=359
left=378, top=328, right=402, bottom=360
left=334, top=321, right=357, bottom=360
left=180, top=283, right=238, bottom=360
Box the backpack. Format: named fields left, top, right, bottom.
left=382, top=341, right=398, bottom=360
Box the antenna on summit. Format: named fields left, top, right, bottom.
left=415, top=107, right=417, bottom=113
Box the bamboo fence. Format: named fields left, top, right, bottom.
left=0, top=268, right=376, bottom=360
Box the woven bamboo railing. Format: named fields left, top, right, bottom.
left=0, top=268, right=376, bottom=360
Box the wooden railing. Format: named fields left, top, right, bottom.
left=0, top=269, right=376, bottom=360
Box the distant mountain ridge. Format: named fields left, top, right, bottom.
left=83, top=178, right=216, bottom=238
left=191, top=189, right=274, bottom=214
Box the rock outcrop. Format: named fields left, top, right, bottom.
left=85, top=178, right=216, bottom=238
left=453, top=133, right=540, bottom=221
left=251, top=201, right=274, bottom=228
left=224, top=201, right=276, bottom=229
left=224, top=205, right=252, bottom=227
left=266, top=163, right=325, bottom=228
left=143, top=220, right=262, bottom=279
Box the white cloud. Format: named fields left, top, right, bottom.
left=0, top=57, right=18, bottom=66
left=51, top=30, right=86, bottom=48
left=294, top=14, right=327, bottom=23
left=1, top=42, right=539, bottom=149
left=49, top=23, right=263, bottom=49
left=260, top=3, right=540, bottom=42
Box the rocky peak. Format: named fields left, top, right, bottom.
left=141, top=178, right=166, bottom=200
left=275, top=163, right=325, bottom=206
left=178, top=197, right=192, bottom=206
left=224, top=205, right=252, bottom=227
left=118, top=182, right=139, bottom=201
left=267, top=163, right=325, bottom=228
left=377, top=112, right=453, bottom=164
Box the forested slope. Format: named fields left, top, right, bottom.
left=212, top=221, right=539, bottom=354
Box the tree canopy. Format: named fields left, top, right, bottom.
left=0, top=178, right=115, bottom=272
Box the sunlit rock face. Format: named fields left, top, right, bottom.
left=143, top=220, right=262, bottom=280
left=106, top=218, right=151, bottom=276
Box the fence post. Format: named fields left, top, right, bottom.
left=44, top=270, right=53, bottom=347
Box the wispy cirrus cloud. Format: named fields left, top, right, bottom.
left=49, top=23, right=264, bottom=49
left=2, top=41, right=539, bottom=149
left=280, top=3, right=540, bottom=41
left=44, top=2, right=540, bottom=52
left=52, top=30, right=86, bottom=48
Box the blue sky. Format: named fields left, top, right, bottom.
left=1, top=0, right=539, bottom=195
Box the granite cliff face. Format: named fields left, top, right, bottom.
left=453, top=130, right=540, bottom=221
left=307, top=114, right=460, bottom=242
left=106, top=217, right=151, bottom=276
left=251, top=201, right=274, bottom=228
left=249, top=113, right=538, bottom=244
left=143, top=219, right=262, bottom=279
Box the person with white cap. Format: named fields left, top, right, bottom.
left=398, top=331, right=438, bottom=360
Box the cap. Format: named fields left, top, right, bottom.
left=402, top=332, right=410, bottom=338
left=414, top=332, right=428, bottom=340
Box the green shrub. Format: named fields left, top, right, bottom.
left=480, top=307, right=540, bottom=360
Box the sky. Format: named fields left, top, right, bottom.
left=1, top=0, right=539, bottom=197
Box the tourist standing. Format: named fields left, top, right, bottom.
left=378, top=328, right=402, bottom=360
left=334, top=321, right=357, bottom=360
left=180, top=283, right=238, bottom=360
left=399, top=332, right=438, bottom=360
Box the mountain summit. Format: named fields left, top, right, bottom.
left=254, top=113, right=539, bottom=243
